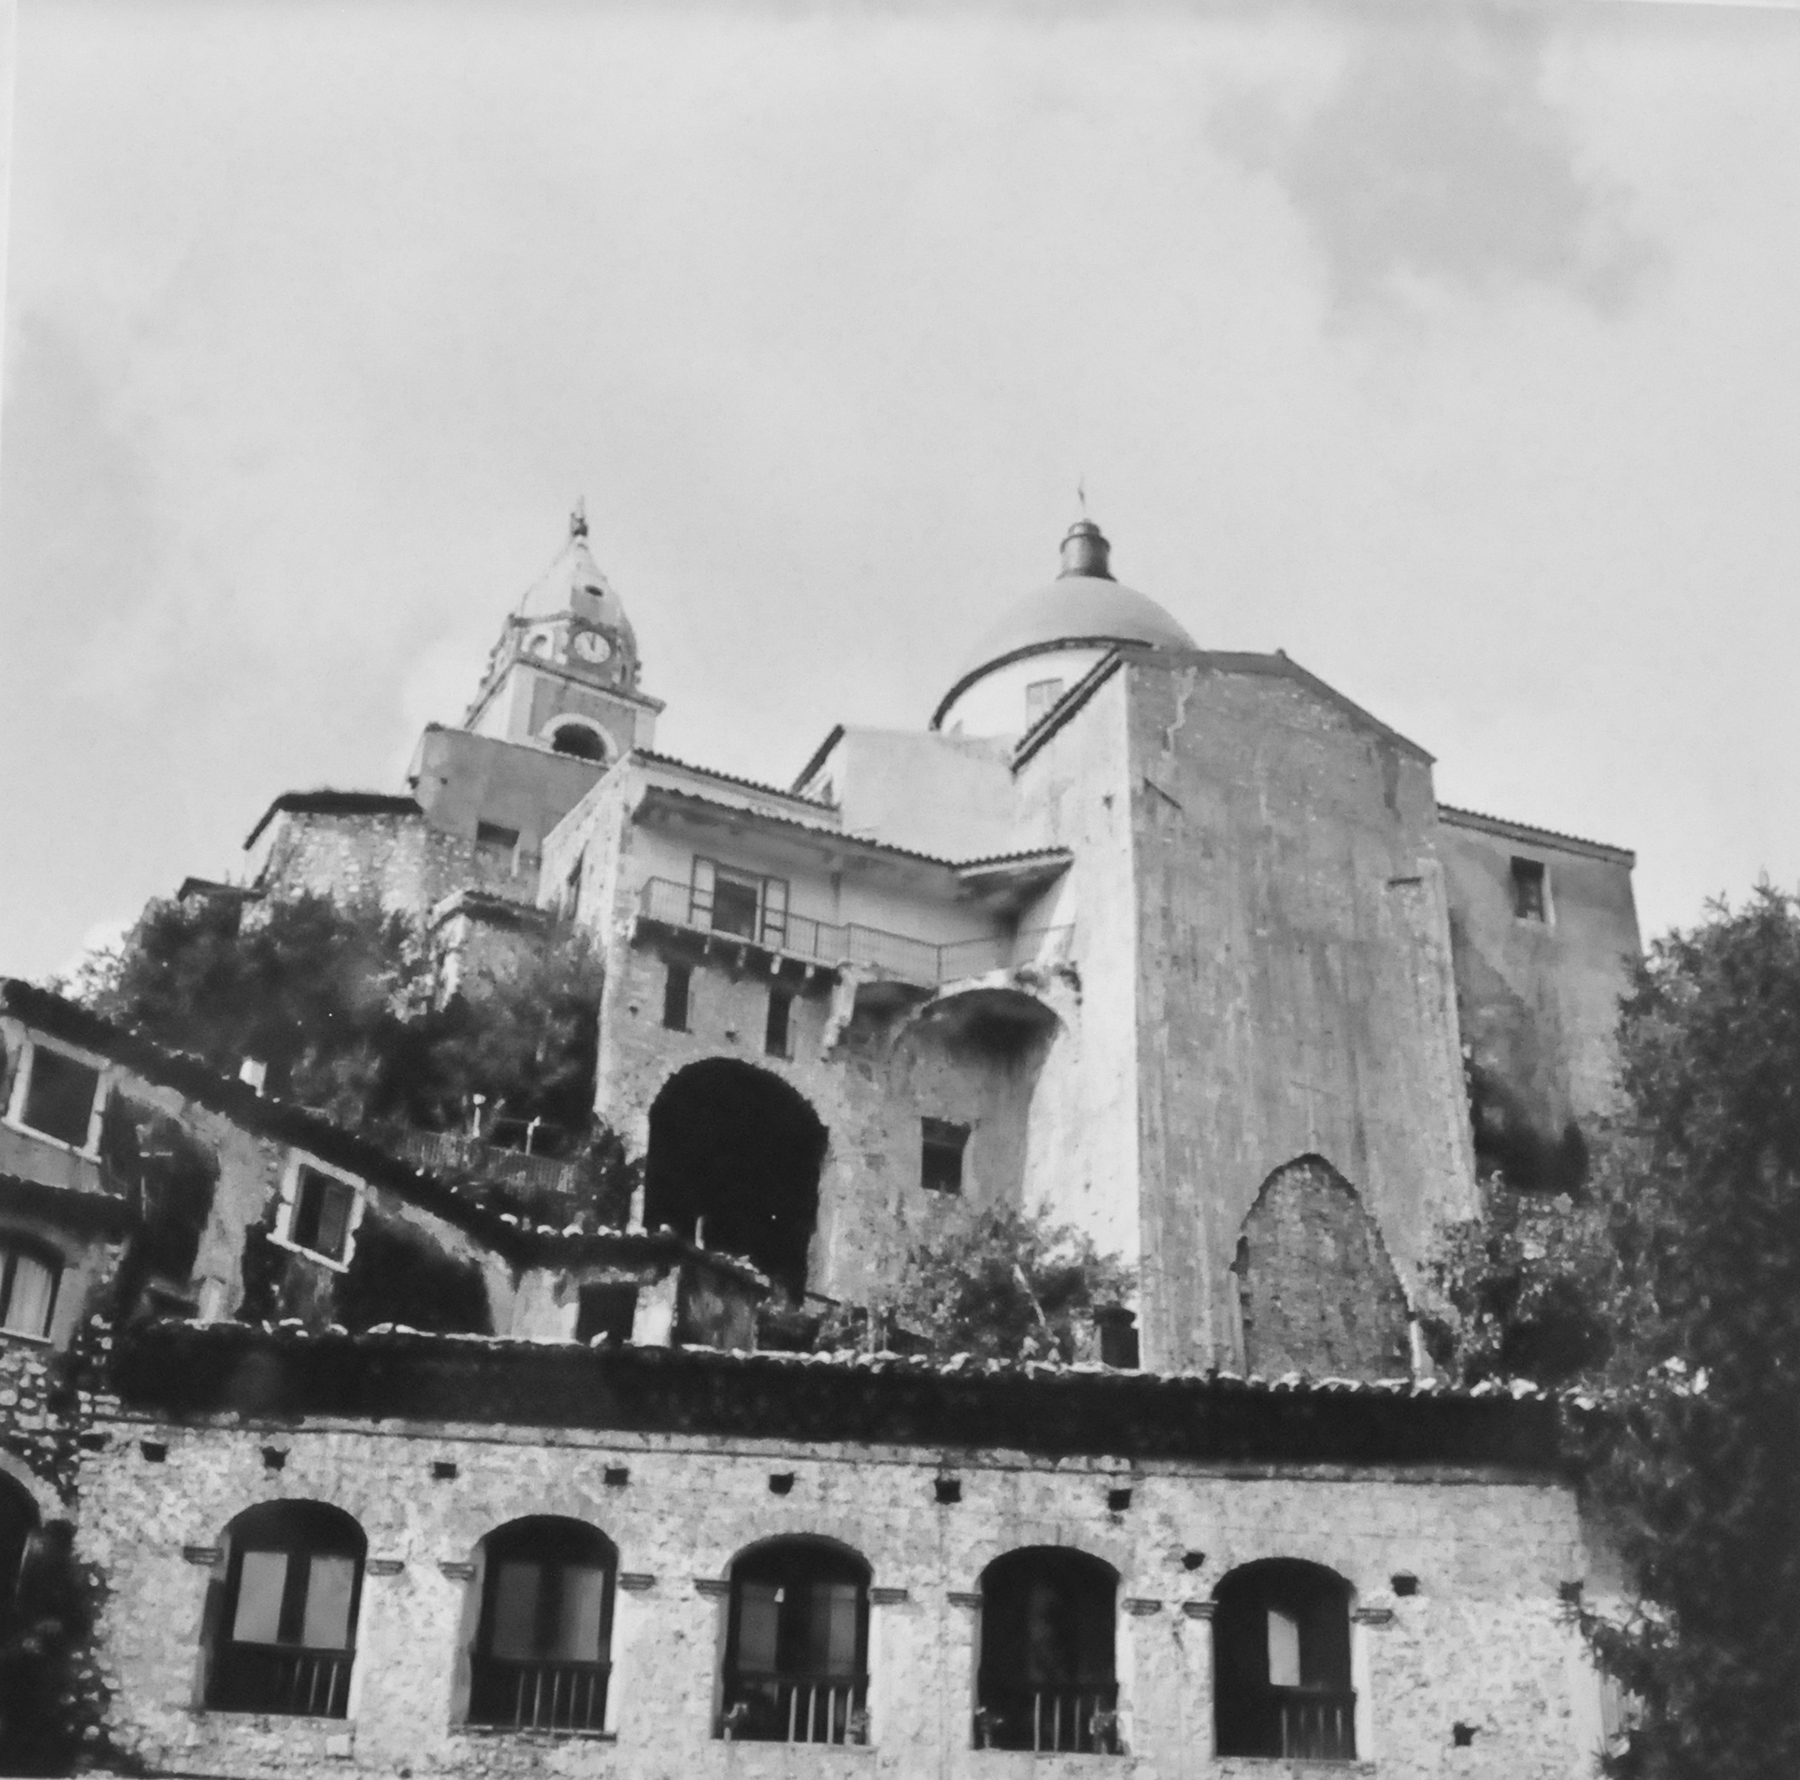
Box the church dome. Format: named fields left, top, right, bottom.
left=932, top=521, right=1196, bottom=731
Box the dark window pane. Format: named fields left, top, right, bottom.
left=1511, top=857, right=1547, bottom=921
left=20, top=1049, right=100, bottom=1148
left=921, top=1118, right=969, bottom=1194
left=765, top=990, right=792, bottom=1057
left=291, top=1172, right=355, bottom=1261
left=575, top=1283, right=637, bottom=1345
left=663, top=963, right=691, bottom=1031
left=712, top=877, right=759, bottom=938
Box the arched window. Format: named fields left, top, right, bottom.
left=721, top=1540, right=869, bottom=1745
left=548, top=722, right=608, bottom=762
left=206, top=1502, right=366, bottom=1718
left=0, top=1238, right=62, bottom=1340
left=469, top=1517, right=616, bottom=1735
left=0, top=1472, right=38, bottom=1606
left=1214, top=1560, right=1355, bottom=1760
left=976, top=1548, right=1119, bottom=1753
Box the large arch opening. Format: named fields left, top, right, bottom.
left=643, top=1060, right=827, bottom=1294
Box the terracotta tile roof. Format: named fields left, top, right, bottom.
left=110, top=1318, right=1571, bottom=1472
left=244, top=790, right=420, bottom=848
left=1436, top=804, right=1635, bottom=864
left=0, top=979, right=762, bottom=1283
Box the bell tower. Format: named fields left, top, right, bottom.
left=462, top=505, right=663, bottom=765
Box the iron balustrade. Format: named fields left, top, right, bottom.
left=468, top=1655, right=611, bottom=1735
left=1271, top=1687, right=1357, bottom=1761
left=638, top=877, right=1069, bottom=989
left=721, top=1672, right=869, bottom=1745
left=208, top=1643, right=354, bottom=1718
left=976, top=1682, right=1121, bottom=1754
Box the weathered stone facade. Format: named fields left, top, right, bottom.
left=0, top=513, right=1644, bottom=1778
left=77, top=1326, right=1603, bottom=1780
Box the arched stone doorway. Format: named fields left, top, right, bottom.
left=643, top=1060, right=827, bottom=1293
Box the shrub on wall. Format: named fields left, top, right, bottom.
left=863, top=1207, right=1134, bottom=1364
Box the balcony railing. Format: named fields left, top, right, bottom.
left=976, top=1681, right=1121, bottom=1753
left=1271, top=1687, right=1358, bottom=1761
left=208, top=1643, right=354, bottom=1718
left=639, top=878, right=1068, bottom=989
left=721, top=1671, right=869, bottom=1744
left=468, top=1654, right=610, bottom=1734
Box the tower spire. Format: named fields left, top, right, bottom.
left=570, top=499, right=589, bottom=541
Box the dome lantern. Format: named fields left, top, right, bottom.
left=1058, top=519, right=1113, bottom=582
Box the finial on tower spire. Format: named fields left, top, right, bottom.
left=1077, top=477, right=1087, bottom=519
left=570, top=499, right=589, bottom=541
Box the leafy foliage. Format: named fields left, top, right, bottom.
left=856, top=1206, right=1135, bottom=1364
left=436, top=933, right=606, bottom=1146
left=1438, top=886, right=1800, bottom=1778
left=81, top=890, right=608, bottom=1149
left=0, top=1521, right=118, bottom=1776
left=83, top=892, right=434, bottom=1126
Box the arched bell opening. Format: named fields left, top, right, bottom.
left=546, top=720, right=609, bottom=763
left=643, top=1059, right=827, bottom=1294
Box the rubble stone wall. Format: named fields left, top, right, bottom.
left=82, top=1413, right=1603, bottom=1780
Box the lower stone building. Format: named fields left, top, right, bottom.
left=75, top=1324, right=1608, bottom=1780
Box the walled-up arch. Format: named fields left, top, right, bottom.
left=1234, top=1156, right=1410, bottom=1378
left=643, top=1060, right=827, bottom=1293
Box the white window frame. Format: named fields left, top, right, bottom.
left=4, top=1039, right=109, bottom=1159
left=270, top=1154, right=368, bottom=1274
left=689, top=858, right=790, bottom=948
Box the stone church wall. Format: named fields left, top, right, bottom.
left=1437, top=812, right=1639, bottom=1194
left=82, top=1412, right=1600, bottom=1780
left=1124, top=654, right=1479, bottom=1376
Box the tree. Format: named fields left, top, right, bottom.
left=79, top=892, right=610, bottom=1157
left=428, top=933, right=606, bottom=1149
left=861, top=1206, right=1136, bottom=1364
left=82, top=892, right=432, bottom=1126
left=1439, top=887, right=1800, bottom=1778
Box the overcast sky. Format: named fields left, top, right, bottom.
left=2, top=0, right=1798, bottom=982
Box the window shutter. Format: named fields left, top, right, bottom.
left=689, top=857, right=716, bottom=925
left=761, top=876, right=789, bottom=947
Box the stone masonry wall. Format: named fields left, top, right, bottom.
left=597, top=931, right=1058, bottom=1304
left=83, top=1412, right=1603, bottom=1780
left=253, top=812, right=525, bottom=921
